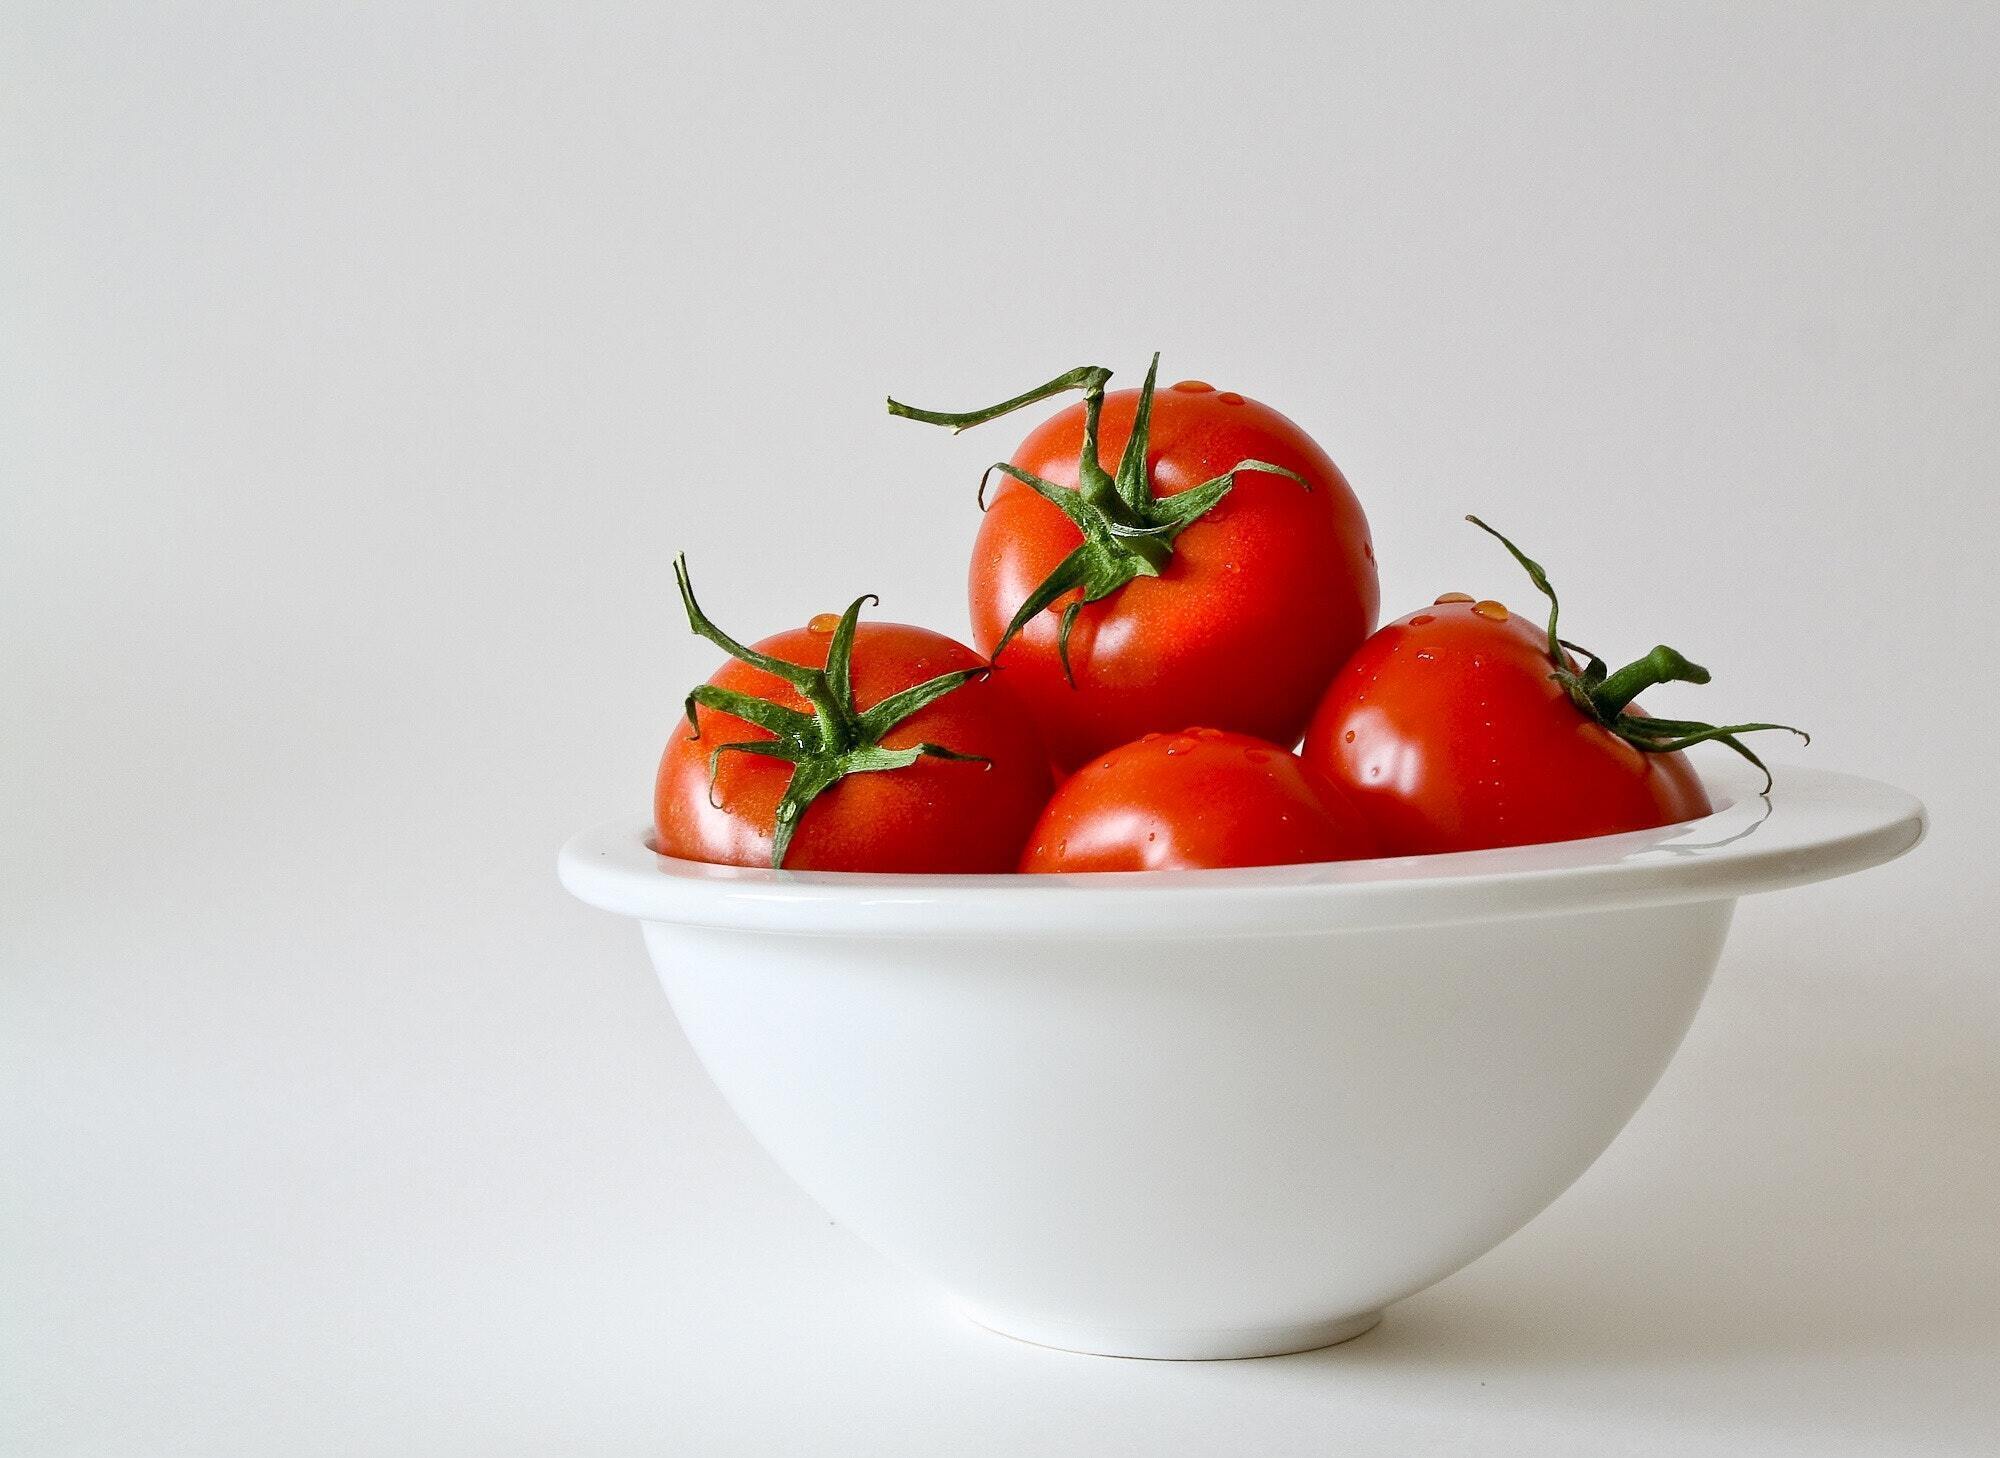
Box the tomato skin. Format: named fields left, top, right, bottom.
left=655, top=622, right=1052, bottom=872
left=1019, top=728, right=1378, bottom=873
left=974, top=382, right=1377, bottom=768
left=1301, top=601, right=1713, bottom=855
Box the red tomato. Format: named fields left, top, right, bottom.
left=892, top=361, right=1377, bottom=768
left=1302, top=520, right=1804, bottom=855
left=1303, top=601, right=1711, bottom=854
left=655, top=562, right=1051, bottom=872
left=1020, top=728, right=1378, bottom=872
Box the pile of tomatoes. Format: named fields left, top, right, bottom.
left=655, top=358, right=1801, bottom=874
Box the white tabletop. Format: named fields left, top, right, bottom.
left=9, top=852, right=1993, bottom=1456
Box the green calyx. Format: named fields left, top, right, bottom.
left=888, top=354, right=1307, bottom=684
left=1465, top=516, right=1809, bottom=793
left=673, top=555, right=989, bottom=869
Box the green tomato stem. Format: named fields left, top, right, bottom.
left=1464, top=517, right=1808, bottom=792
left=891, top=356, right=1306, bottom=683
left=886, top=366, right=1111, bottom=433
left=1589, top=645, right=1711, bottom=719
left=671, top=555, right=988, bottom=867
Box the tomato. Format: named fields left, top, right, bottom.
left=1019, top=728, right=1377, bottom=872
left=654, top=560, right=1051, bottom=872
left=1302, top=519, right=1805, bottom=855
left=1302, top=603, right=1713, bottom=854
left=891, top=359, right=1377, bottom=768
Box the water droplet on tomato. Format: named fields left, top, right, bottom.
left=1146, top=831, right=1157, bottom=842
left=1224, top=560, right=1241, bottom=573
left=1415, top=650, right=1436, bottom=662
left=807, top=612, right=841, bottom=634
left=1057, top=839, right=1067, bottom=855
left=1192, top=726, right=1223, bottom=739
left=1435, top=592, right=1475, bottom=605
left=1473, top=600, right=1509, bottom=621
left=1143, top=732, right=1163, bottom=743
left=1166, top=737, right=1197, bottom=755
left=1343, top=729, right=1356, bottom=743
left=1410, top=613, right=1435, bottom=626
left=1172, top=379, right=1214, bottom=393
left=1217, top=391, right=1246, bottom=405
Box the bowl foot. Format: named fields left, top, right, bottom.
left=958, top=1305, right=1384, bottom=1360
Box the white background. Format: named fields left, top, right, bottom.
left=6, top=3, right=1997, bottom=1453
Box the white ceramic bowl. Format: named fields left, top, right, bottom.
left=559, top=761, right=1923, bottom=1360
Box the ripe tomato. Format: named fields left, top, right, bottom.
left=1019, top=728, right=1377, bottom=872
left=654, top=560, right=1051, bottom=872
left=891, top=359, right=1377, bottom=768
left=1302, top=519, right=1804, bottom=855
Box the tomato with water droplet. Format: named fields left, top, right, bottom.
left=893, top=360, right=1377, bottom=767
left=658, top=616, right=1052, bottom=871
left=1020, top=729, right=1376, bottom=872
left=1302, top=517, right=1807, bottom=855
left=1305, top=600, right=1713, bottom=854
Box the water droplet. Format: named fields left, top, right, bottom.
left=1410, top=613, right=1436, bottom=626
left=1146, top=831, right=1157, bottom=842
left=1435, top=592, right=1474, bottom=605
left=1166, top=736, right=1198, bottom=755
left=1224, top=560, right=1241, bottom=573
left=807, top=612, right=841, bottom=634
left=1192, top=726, right=1223, bottom=739
left=1057, top=839, right=1067, bottom=855
left=1415, top=649, right=1436, bottom=662
left=1099, top=760, right=1113, bottom=771
left=1217, top=390, right=1246, bottom=405
left=1368, top=765, right=1382, bottom=779
left=1143, top=731, right=1163, bottom=743
left=1473, top=600, right=1509, bottom=621
left=1171, top=379, right=1215, bottom=393
left=1343, top=729, right=1356, bottom=743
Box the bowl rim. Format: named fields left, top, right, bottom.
left=557, top=759, right=1925, bottom=939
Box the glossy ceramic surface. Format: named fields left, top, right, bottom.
left=559, top=763, right=1923, bottom=1358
